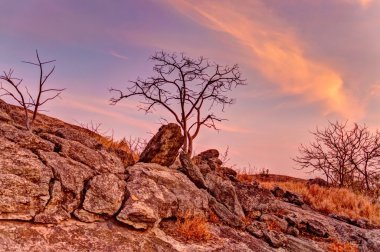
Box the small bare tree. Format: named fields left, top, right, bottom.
left=110, top=51, right=246, bottom=156
left=294, top=121, right=380, bottom=194
left=0, top=50, right=64, bottom=130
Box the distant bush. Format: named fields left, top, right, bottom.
left=294, top=121, right=380, bottom=198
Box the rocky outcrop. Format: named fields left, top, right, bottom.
left=139, top=123, right=184, bottom=166
left=1, top=99, right=380, bottom=251
left=116, top=163, right=209, bottom=230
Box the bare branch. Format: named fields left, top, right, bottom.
left=110, top=51, right=246, bottom=156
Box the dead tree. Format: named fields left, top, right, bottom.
left=0, top=50, right=64, bottom=130
left=110, top=51, right=246, bottom=156
left=294, top=121, right=380, bottom=193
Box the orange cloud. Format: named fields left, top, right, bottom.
left=340, top=0, right=373, bottom=8
left=168, top=0, right=362, bottom=118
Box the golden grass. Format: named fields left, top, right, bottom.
left=173, top=214, right=213, bottom=242
left=259, top=181, right=380, bottom=226
left=95, top=135, right=139, bottom=162
left=236, top=173, right=255, bottom=184
left=328, top=239, right=359, bottom=252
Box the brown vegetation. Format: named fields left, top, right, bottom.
left=260, top=181, right=380, bottom=226
left=171, top=213, right=213, bottom=242
left=328, top=239, right=359, bottom=252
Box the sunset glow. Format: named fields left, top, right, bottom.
left=1, top=0, right=379, bottom=177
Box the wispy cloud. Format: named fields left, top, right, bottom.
left=109, top=50, right=128, bottom=61
left=168, top=0, right=363, bottom=119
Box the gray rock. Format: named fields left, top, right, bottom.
left=263, top=230, right=286, bottom=248
left=234, top=181, right=274, bottom=213
left=83, top=173, right=127, bottom=216
left=205, top=172, right=245, bottom=217
left=284, top=190, right=304, bottom=206
left=197, top=149, right=219, bottom=159
left=305, top=219, right=329, bottom=238
left=116, top=163, right=209, bottom=230
left=139, top=123, right=184, bottom=167
left=246, top=221, right=266, bottom=238
left=73, top=209, right=106, bottom=223
left=0, top=138, right=51, bottom=220
left=208, top=196, right=244, bottom=228
left=179, top=152, right=206, bottom=189
left=286, top=226, right=300, bottom=237
left=34, top=180, right=71, bottom=224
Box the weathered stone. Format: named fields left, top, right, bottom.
left=305, top=219, right=329, bottom=238
left=116, top=163, right=208, bottom=230
left=285, top=216, right=298, bottom=227
left=179, top=152, right=206, bottom=189
left=263, top=230, right=286, bottom=248
left=0, top=138, right=51, bottom=220
left=217, top=166, right=238, bottom=179
left=197, top=149, right=219, bottom=159
left=205, top=172, right=245, bottom=218
left=83, top=173, right=126, bottom=216
left=73, top=209, right=106, bottom=223
left=260, top=214, right=288, bottom=232
left=234, top=181, right=274, bottom=213
left=208, top=196, right=243, bottom=228
left=39, top=133, right=125, bottom=174
left=38, top=151, right=96, bottom=213
left=246, top=221, right=266, bottom=238
left=287, top=226, right=300, bottom=237
left=287, top=236, right=324, bottom=252
left=271, top=186, right=285, bottom=198
left=284, top=190, right=304, bottom=206
left=34, top=180, right=71, bottom=224
left=139, top=123, right=184, bottom=166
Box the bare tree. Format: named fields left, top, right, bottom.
left=294, top=121, right=380, bottom=194
left=110, top=51, right=246, bottom=156
left=0, top=50, right=64, bottom=130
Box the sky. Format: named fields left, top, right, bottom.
left=1, top=0, right=380, bottom=177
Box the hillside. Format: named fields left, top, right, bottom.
left=0, top=98, right=379, bottom=252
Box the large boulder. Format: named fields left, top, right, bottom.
left=116, top=163, right=209, bottom=230
left=139, top=123, right=184, bottom=166
left=82, top=173, right=127, bottom=216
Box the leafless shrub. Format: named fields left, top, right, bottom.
left=0, top=50, right=64, bottom=130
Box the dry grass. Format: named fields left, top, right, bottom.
left=236, top=173, right=255, bottom=184
left=173, top=213, right=213, bottom=242
left=328, top=239, right=359, bottom=252
left=260, top=181, right=380, bottom=226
